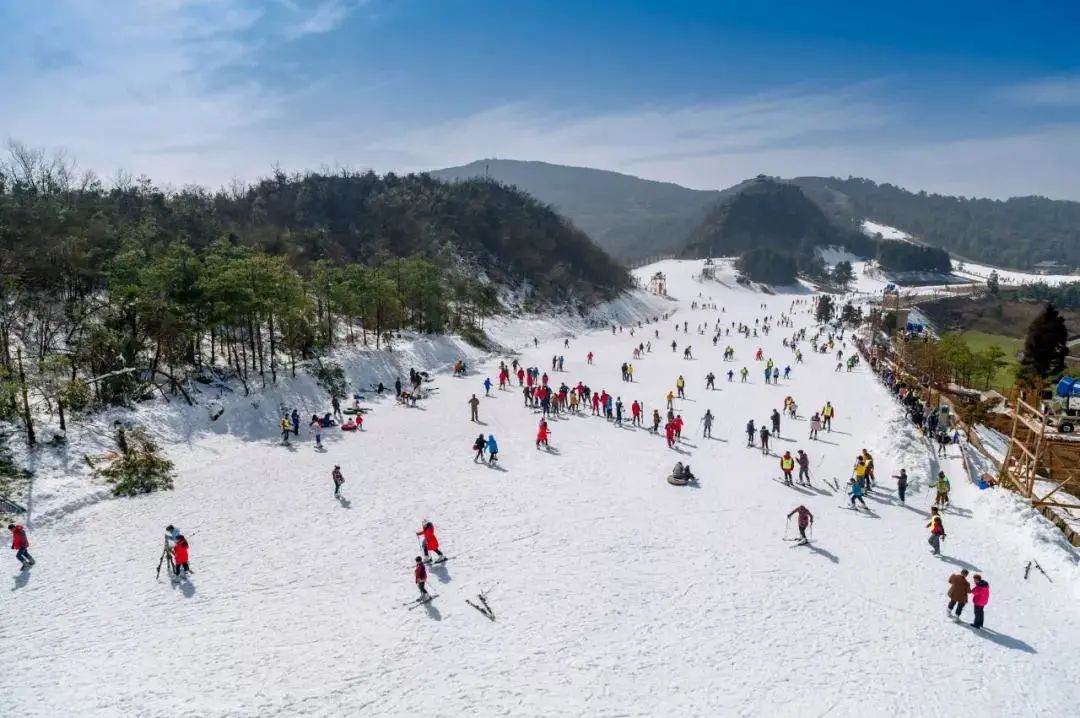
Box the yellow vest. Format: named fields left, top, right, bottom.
left=781, top=458, right=794, bottom=470
left=854, top=464, right=867, bottom=477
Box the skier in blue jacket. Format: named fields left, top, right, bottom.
left=486, top=435, right=499, bottom=464
left=848, top=478, right=868, bottom=508
left=483, top=377, right=493, bottom=396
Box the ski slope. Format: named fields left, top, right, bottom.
left=3, top=260, right=1079, bottom=717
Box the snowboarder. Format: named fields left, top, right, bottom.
left=970, top=574, right=990, bottom=629
left=796, top=449, right=811, bottom=485
left=809, top=412, right=822, bottom=440
left=786, top=505, right=814, bottom=543
left=947, top=569, right=970, bottom=619
left=332, top=466, right=344, bottom=497
left=9, top=523, right=34, bottom=570
left=172, top=534, right=191, bottom=577
left=417, top=522, right=445, bottom=562
left=486, top=435, right=499, bottom=464
left=702, top=410, right=714, bottom=438
left=894, top=469, right=909, bottom=504
left=414, top=556, right=430, bottom=599
left=473, top=434, right=486, bottom=462
left=468, top=394, right=480, bottom=422
left=780, top=451, right=795, bottom=485
left=927, top=507, right=946, bottom=555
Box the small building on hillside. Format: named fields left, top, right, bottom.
left=701, top=258, right=717, bottom=281
left=648, top=271, right=667, bottom=296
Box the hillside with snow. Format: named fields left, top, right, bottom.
left=2, top=260, right=1078, bottom=717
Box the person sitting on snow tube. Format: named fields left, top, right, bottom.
left=341, top=415, right=363, bottom=431
left=320, top=412, right=336, bottom=427
left=671, top=462, right=686, bottom=481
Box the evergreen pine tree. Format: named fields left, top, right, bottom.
left=1020, top=304, right=1068, bottom=379
left=815, top=296, right=835, bottom=323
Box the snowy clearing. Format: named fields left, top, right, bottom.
left=2, top=260, right=1078, bottom=717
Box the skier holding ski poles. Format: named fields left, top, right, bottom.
left=786, top=505, right=814, bottom=544
left=417, top=521, right=446, bottom=563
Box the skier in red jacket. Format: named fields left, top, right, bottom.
left=172, top=534, right=191, bottom=576
left=417, top=521, right=445, bottom=562
left=9, top=523, right=34, bottom=570
left=786, top=505, right=814, bottom=544
left=665, top=421, right=676, bottom=448
left=536, top=419, right=551, bottom=448
left=414, top=556, right=429, bottom=599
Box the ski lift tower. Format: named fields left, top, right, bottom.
left=701, top=257, right=717, bottom=281
left=648, top=271, right=667, bottom=296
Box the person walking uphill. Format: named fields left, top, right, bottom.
left=786, top=505, right=814, bottom=544
left=473, top=434, right=486, bottom=462
left=947, top=569, right=971, bottom=619
left=9, top=523, right=34, bottom=570
left=417, top=521, right=446, bottom=563
left=332, top=466, right=345, bottom=497
left=468, top=394, right=480, bottom=422
left=486, top=435, right=499, bottom=465
left=970, top=574, right=990, bottom=629
left=894, top=469, right=909, bottom=504
left=927, top=507, right=946, bottom=555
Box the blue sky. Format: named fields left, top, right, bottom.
left=3, top=0, right=1080, bottom=199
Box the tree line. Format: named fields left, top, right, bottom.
left=0, top=142, right=631, bottom=444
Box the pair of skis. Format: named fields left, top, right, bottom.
left=1024, top=560, right=1053, bottom=583
left=466, top=592, right=495, bottom=621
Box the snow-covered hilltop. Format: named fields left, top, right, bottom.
left=2, top=260, right=1077, bottom=717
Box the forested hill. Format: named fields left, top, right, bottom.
left=681, top=177, right=853, bottom=259
left=0, top=167, right=631, bottom=306
left=680, top=178, right=951, bottom=285
left=433, top=159, right=729, bottom=262
left=791, top=176, right=1080, bottom=271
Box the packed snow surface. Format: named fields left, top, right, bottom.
left=861, top=219, right=912, bottom=241
left=2, top=260, right=1078, bottom=717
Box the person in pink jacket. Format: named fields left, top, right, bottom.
left=970, top=574, right=990, bottom=629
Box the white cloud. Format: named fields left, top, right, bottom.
left=284, top=0, right=357, bottom=39
left=1002, top=76, right=1080, bottom=107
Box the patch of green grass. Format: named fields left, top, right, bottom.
left=959, top=330, right=1022, bottom=391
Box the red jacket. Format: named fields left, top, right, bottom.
left=631, top=402, right=640, bottom=417
left=10, top=525, right=28, bottom=550
left=592, top=394, right=600, bottom=408
left=971, top=579, right=990, bottom=607
left=415, top=562, right=427, bottom=583
left=173, top=538, right=189, bottom=564
left=665, top=423, right=675, bottom=439
left=418, top=525, right=440, bottom=551
left=537, top=423, right=549, bottom=440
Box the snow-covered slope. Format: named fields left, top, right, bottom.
left=2, top=261, right=1078, bottom=717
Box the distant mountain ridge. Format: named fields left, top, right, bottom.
left=432, top=159, right=1080, bottom=271
left=432, top=160, right=737, bottom=262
